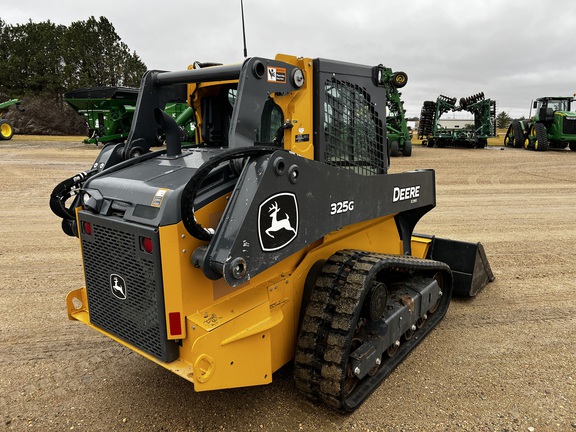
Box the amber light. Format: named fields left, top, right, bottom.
left=169, top=312, right=182, bottom=336
left=82, top=221, right=92, bottom=235
left=141, top=237, right=153, bottom=253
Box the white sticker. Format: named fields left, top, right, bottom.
left=151, top=188, right=169, bottom=207
left=267, top=67, right=286, bottom=83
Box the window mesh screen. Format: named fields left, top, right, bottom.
left=323, top=77, right=385, bottom=175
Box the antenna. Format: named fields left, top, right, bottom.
left=241, top=0, right=248, bottom=58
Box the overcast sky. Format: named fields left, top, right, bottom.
left=3, top=0, right=576, bottom=118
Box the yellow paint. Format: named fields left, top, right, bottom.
left=159, top=193, right=233, bottom=339
left=274, top=54, right=315, bottom=160
left=411, top=235, right=432, bottom=258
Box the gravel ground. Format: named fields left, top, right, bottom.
left=1, top=137, right=575, bottom=431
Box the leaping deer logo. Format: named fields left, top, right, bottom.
left=110, top=274, right=127, bottom=300
left=265, top=201, right=297, bottom=238
left=258, top=193, right=298, bottom=252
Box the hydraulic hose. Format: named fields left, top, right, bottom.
left=49, top=169, right=96, bottom=220
left=181, top=146, right=280, bottom=241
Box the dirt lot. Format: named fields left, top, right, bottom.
left=1, top=137, right=575, bottom=431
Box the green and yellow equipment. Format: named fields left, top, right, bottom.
left=381, top=67, right=412, bottom=156
left=504, top=96, right=576, bottom=151
left=64, top=86, right=194, bottom=145
left=50, top=54, right=494, bottom=412
left=418, top=93, right=496, bottom=148
left=0, top=98, right=24, bottom=140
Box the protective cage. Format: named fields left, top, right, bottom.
left=314, top=59, right=387, bottom=175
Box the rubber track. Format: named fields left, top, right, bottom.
left=294, top=249, right=452, bottom=412
left=513, top=121, right=525, bottom=148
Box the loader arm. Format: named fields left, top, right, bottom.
left=193, top=150, right=436, bottom=286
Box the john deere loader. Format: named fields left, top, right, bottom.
left=50, top=54, right=493, bottom=412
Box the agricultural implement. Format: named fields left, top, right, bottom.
left=50, top=54, right=494, bottom=412
left=504, top=96, right=576, bottom=151
left=418, top=92, right=496, bottom=148
left=64, top=86, right=194, bottom=145
left=381, top=67, right=412, bottom=157
left=0, top=98, right=24, bottom=140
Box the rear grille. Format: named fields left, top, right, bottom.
left=79, top=212, right=178, bottom=362
left=562, top=117, right=576, bottom=135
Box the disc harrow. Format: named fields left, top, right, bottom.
left=419, top=92, right=496, bottom=148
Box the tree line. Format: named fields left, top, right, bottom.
left=0, top=16, right=147, bottom=99
left=0, top=17, right=147, bottom=135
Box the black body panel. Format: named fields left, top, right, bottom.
left=200, top=150, right=436, bottom=285
left=79, top=212, right=178, bottom=362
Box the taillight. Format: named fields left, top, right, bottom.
left=169, top=312, right=182, bottom=336
left=141, top=236, right=153, bottom=254
left=82, top=221, right=92, bottom=235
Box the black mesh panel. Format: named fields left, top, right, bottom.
left=562, top=118, right=576, bottom=135
left=323, top=77, right=385, bottom=175
left=80, top=213, right=178, bottom=362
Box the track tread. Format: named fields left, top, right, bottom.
left=294, top=250, right=451, bottom=412
left=513, top=121, right=525, bottom=148
left=534, top=123, right=549, bottom=151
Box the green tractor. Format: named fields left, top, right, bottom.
left=0, top=99, right=24, bottom=140
left=381, top=67, right=412, bottom=157
left=504, top=97, right=576, bottom=151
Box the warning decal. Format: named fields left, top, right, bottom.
left=151, top=188, right=169, bottom=207
left=267, top=66, right=286, bottom=83
left=295, top=134, right=310, bottom=142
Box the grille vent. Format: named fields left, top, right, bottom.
left=80, top=213, right=178, bottom=362
left=562, top=117, right=576, bottom=135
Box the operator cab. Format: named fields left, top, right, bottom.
left=192, top=80, right=284, bottom=147
left=533, top=97, right=573, bottom=122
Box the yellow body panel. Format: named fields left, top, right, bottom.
left=410, top=235, right=432, bottom=258
left=273, top=54, right=315, bottom=160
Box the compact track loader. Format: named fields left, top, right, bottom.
left=51, top=54, right=493, bottom=412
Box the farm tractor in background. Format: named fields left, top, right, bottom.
left=418, top=92, right=496, bottom=148
left=0, top=98, right=25, bottom=140
left=50, top=54, right=494, bottom=412
left=65, top=86, right=195, bottom=145
left=504, top=96, right=576, bottom=151
left=381, top=67, right=412, bottom=157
